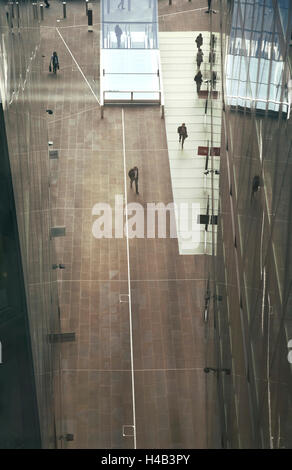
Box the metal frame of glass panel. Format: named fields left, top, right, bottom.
left=226, top=0, right=290, bottom=116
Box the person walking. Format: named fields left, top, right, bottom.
left=49, top=51, right=59, bottom=74
left=44, top=0, right=50, bottom=7
left=212, top=71, right=217, bottom=89
left=206, top=0, right=212, bottom=12
left=128, top=167, right=139, bottom=195
left=209, top=50, right=216, bottom=64
left=194, top=70, right=203, bottom=93
left=211, top=33, right=216, bottom=49
left=177, top=123, right=188, bottom=149
left=118, top=0, right=125, bottom=9
left=196, top=48, right=204, bottom=69
left=195, top=33, right=203, bottom=49
left=115, top=24, right=123, bottom=48
left=252, top=175, right=260, bottom=195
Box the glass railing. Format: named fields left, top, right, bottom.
left=102, top=22, right=158, bottom=49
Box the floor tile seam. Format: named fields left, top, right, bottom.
left=53, top=24, right=100, bottom=30
left=159, top=31, right=214, bottom=37
left=159, top=52, right=221, bottom=57
left=46, top=148, right=169, bottom=152
left=160, top=59, right=221, bottom=65
left=47, top=106, right=100, bottom=124
left=159, top=52, right=219, bottom=58
left=165, top=107, right=222, bottom=112
left=61, top=367, right=207, bottom=372
left=57, top=278, right=209, bottom=282
left=167, top=133, right=222, bottom=139
left=158, top=7, right=207, bottom=19
left=51, top=206, right=176, bottom=210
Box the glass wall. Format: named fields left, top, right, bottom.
left=226, top=0, right=289, bottom=114
left=212, top=0, right=292, bottom=447
left=277, top=0, right=290, bottom=35
left=0, top=0, right=63, bottom=448
left=0, top=103, right=41, bottom=448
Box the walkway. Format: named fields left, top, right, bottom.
left=159, top=31, right=222, bottom=255
left=40, top=0, right=220, bottom=449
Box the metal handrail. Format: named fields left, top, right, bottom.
left=103, top=89, right=161, bottom=104
left=103, top=90, right=161, bottom=94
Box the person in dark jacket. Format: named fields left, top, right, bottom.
left=128, top=167, right=139, bottom=194
left=115, top=24, right=123, bottom=48
left=196, top=48, right=204, bottom=69
left=44, top=0, right=50, bottom=7
left=209, top=50, right=216, bottom=64
left=50, top=52, right=59, bottom=73
left=211, top=33, right=216, bottom=49
left=177, top=123, right=188, bottom=149
left=194, top=70, right=203, bottom=93
left=252, top=175, right=260, bottom=194
left=212, top=71, right=217, bottom=89
left=195, top=33, right=203, bottom=49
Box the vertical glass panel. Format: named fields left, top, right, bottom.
left=226, top=0, right=289, bottom=115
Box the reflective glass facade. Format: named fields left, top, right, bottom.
left=208, top=0, right=292, bottom=447
left=226, top=0, right=289, bottom=114
left=0, top=0, right=62, bottom=448
left=0, top=103, right=41, bottom=448
left=0, top=0, right=291, bottom=450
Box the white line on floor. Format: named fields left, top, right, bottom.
left=41, top=24, right=100, bottom=29
left=158, top=7, right=205, bottom=18
left=122, top=108, right=137, bottom=449
left=57, top=278, right=209, bottom=282
left=42, top=147, right=168, bottom=151
left=58, top=24, right=100, bottom=29
left=56, top=27, right=100, bottom=105
left=47, top=105, right=99, bottom=124
left=61, top=367, right=208, bottom=372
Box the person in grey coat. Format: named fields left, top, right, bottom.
left=128, top=167, right=139, bottom=194
left=196, top=48, right=204, bottom=69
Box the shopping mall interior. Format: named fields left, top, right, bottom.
left=0, top=0, right=291, bottom=449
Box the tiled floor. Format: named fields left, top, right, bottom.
left=40, top=0, right=220, bottom=448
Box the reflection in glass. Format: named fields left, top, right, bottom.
left=226, top=0, right=289, bottom=115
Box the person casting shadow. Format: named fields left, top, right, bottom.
left=128, top=167, right=139, bottom=195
